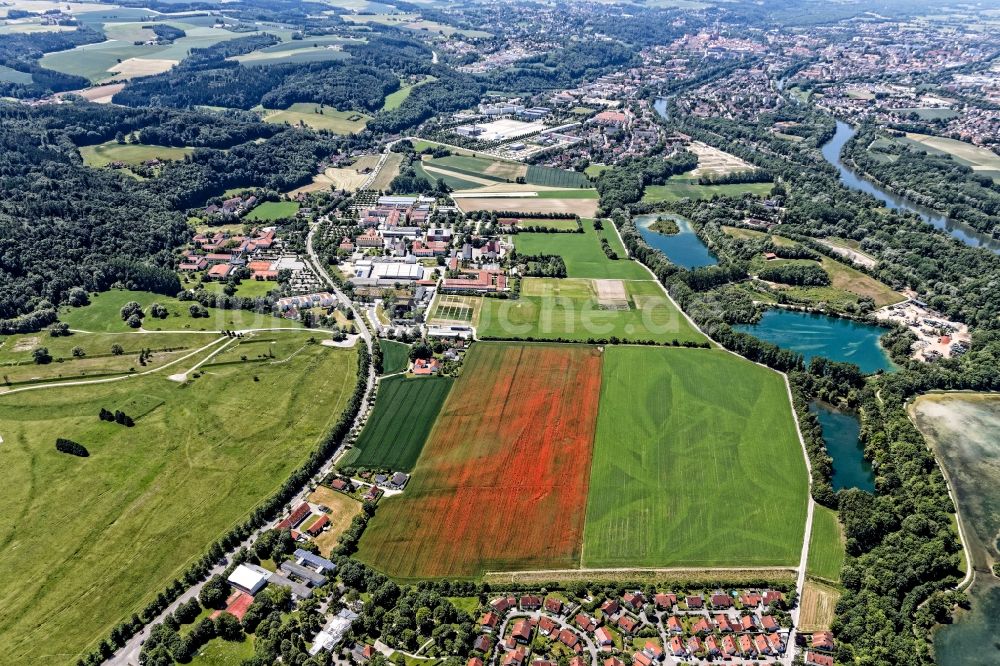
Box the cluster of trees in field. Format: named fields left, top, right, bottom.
left=757, top=263, right=830, bottom=286
left=517, top=253, right=567, bottom=278
left=79, top=347, right=371, bottom=666
left=0, top=28, right=101, bottom=97
left=845, top=126, right=1000, bottom=237
left=697, top=169, right=773, bottom=185
left=55, top=438, right=89, bottom=457
left=99, top=408, right=135, bottom=427
left=595, top=151, right=699, bottom=212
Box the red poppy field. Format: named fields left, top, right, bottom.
left=356, top=342, right=603, bottom=579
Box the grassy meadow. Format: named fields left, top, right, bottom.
left=59, top=289, right=297, bottom=333
left=513, top=227, right=649, bottom=281
left=379, top=339, right=410, bottom=375
left=339, top=375, right=453, bottom=472
left=582, top=346, right=808, bottom=568
left=478, top=278, right=705, bottom=344
left=807, top=505, right=846, bottom=582
left=0, top=342, right=358, bottom=662
left=79, top=141, right=194, bottom=167
left=245, top=200, right=300, bottom=221
left=262, top=104, right=370, bottom=134
left=643, top=176, right=773, bottom=202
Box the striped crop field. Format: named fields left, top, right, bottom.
left=582, top=346, right=808, bottom=568
left=357, top=343, right=603, bottom=578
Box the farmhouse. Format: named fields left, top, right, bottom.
left=440, top=269, right=507, bottom=293
left=227, top=563, right=270, bottom=595
left=306, top=515, right=330, bottom=536
left=275, top=502, right=312, bottom=530
left=412, top=358, right=441, bottom=375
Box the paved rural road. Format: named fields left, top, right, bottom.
left=107, top=241, right=376, bottom=665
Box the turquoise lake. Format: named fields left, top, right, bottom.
left=634, top=213, right=718, bottom=269
left=734, top=309, right=894, bottom=374
left=809, top=402, right=875, bottom=492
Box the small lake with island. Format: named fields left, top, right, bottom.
left=809, top=402, right=874, bottom=492
left=733, top=309, right=895, bottom=374
left=821, top=121, right=1000, bottom=254
left=634, top=213, right=718, bottom=269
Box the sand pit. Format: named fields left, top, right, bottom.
left=454, top=196, right=598, bottom=217
left=66, top=83, right=124, bottom=104
left=594, top=279, right=629, bottom=310
left=689, top=141, right=753, bottom=177
left=104, top=58, right=178, bottom=81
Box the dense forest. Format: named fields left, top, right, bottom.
left=0, top=101, right=353, bottom=324
left=483, top=41, right=640, bottom=93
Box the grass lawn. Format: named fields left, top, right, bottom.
left=307, top=486, right=364, bottom=556
left=582, top=346, right=808, bottom=568
left=513, top=227, right=649, bottom=281
left=807, top=506, right=845, bottom=582
left=478, top=278, right=705, bottom=345
left=339, top=375, right=453, bottom=471
left=190, top=635, right=257, bottom=665
left=535, top=189, right=600, bottom=199
left=199, top=279, right=279, bottom=299
left=0, top=343, right=359, bottom=662
left=382, top=76, right=435, bottom=111
left=58, top=289, right=297, bottom=332
left=379, top=340, right=410, bottom=374
left=643, top=177, right=773, bottom=202
left=526, top=164, right=591, bottom=189
left=245, top=201, right=299, bottom=221
left=79, top=141, right=194, bottom=167
left=262, top=103, right=370, bottom=134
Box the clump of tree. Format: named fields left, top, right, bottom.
left=600, top=237, right=619, bottom=260
left=32, top=346, right=52, bottom=364
left=757, top=263, right=830, bottom=286
left=55, top=438, right=89, bottom=457
left=120, top=301, right=145, bottom=328
left=99, top=408, right=135, bottom=427
left=517, top=253, right=567, bottom=278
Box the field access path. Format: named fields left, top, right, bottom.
left=104, top=242, right=376, bottom=666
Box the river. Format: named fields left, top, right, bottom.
left=821, top=121, right=1000, bottom=253
left=910, top=394, right=1000, bottom=666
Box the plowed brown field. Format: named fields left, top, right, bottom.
left=356, top=342, right=603, bottom=578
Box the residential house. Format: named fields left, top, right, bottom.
left=617, top=615, right=638, bottom=634
left=632, top=652, right=652, bottom=666
left=544, top=597, right=563, bottom=615
left=520, top=595, right=542, bottom=610
left=685, top=636, right=701, bottom=656
left=538, top=617, right=558, bottom=636
left=704, top=635, right=721, bottom=656
left=594, top=627, right=613, bottom=647
left=654, top=593, right=676, bottom=610
left=721, top=635, right=738, bottom=658
left=306, top=515, right=329, bottom=536
left=710, top=593, right=732, bottom=609
left=714, top=614, right=734, bottom=633
left=558, top=629, right=580, bottom=651
left=754, top=634, right=770, bottom=655
left=760, top=614, right=780, bottom=632
left=481, top=612, right=500, bottom=633
left=492, top=596, right=516, bottom=614
left=739, top=615, right=756, bottom=632
left=741, top=591, right=762, bottom=608
left=763, top=590, right=785, bottom=608
left=685, top=595, right=704, bottom=610
left=691, top=618, right=713, bottom=635
left=469, top=658, right=484, bottom=666
left=666, top=616, right=682, bottom=634
left=805, top=651, right=834, bottom=666
left=738, top=634, right=755, bottom=657
left=766, top=632, right=784, bottom=653
left=503, top=647, right=526, bottom=666
left=473, top=635, right=492, bottom=653
left=642, top=641, right=663, bottom=661
left=511, top=620, right=532, bottom=644
left=623, top=591, right=645, bottom=611
left=669, top=636, right=686, bottom=657
left=812, top=631, right=835, bottom=651
left=276, top=503, right=311, bottom=531
left=575, top=613, right=597, bottom=633
left=600, top=600, right=620, bottom=617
